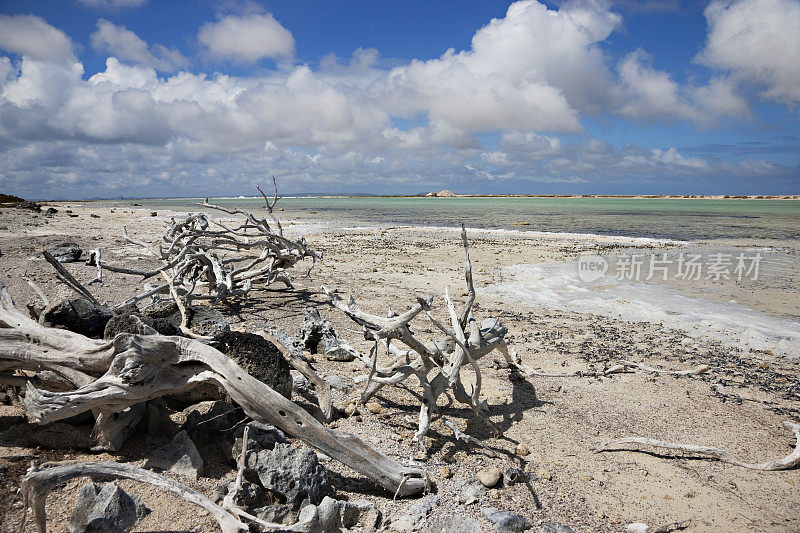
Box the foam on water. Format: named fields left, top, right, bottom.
left=485, top=261, right=800, bottom=358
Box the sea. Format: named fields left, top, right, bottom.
left=98, top=196, right=800, bottom=357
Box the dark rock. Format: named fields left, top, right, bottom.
left=293, top=373, right=311, bottom=394
left=103, top=314, right=156, bottom=338
left=68, top=482, right=149, bottom=533
left=144, top=430, right=203, bottom=479
left=39, top=298, right=113, bottom=338
left=46, top=242, right=82, bottom=263
left=43, top=207, right=58, bottom=217
left=142, top=300, right=180, bottom=319
left=231, top=421, right=285, bottom=461
left=181, top=401, right=241, bottom=443
left=216, top=478, right=266, bottom=510
left=150, top=211, right=157, bottom=216
left=540, top=524, right=575, bottom=533
left=90, top=214, right=100, bottom=218
left=481, top=507, right=531, bottom=533
left=213, top=331, right=291, bottom=398
left=299, top=307, right=354, bottom=361
left=151, top=318, right=181, bottom=336
left=249, top=443, right=331, bottom=510
left=255, top=504, right=296, bottom=525
left=188, top=306, right=229, bottom=337
left=503, top=466, right=529, bottom=486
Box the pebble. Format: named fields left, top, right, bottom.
left=440, top=465, right=453, bottom=479
left=365, top=402, right=384, bottom=414
left=477, top=466, right=502, bottom=488
left=344, top=403, right=359, bottom=417
left=481, top=507, right=531, bottom=532
left=537, top=469, right=552, bottom=481
left=515, top=443, right=530, bottom=456
left=625, top=523, right=649, bottom=533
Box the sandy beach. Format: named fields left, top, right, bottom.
left=1, top=202, right=799, bottom=533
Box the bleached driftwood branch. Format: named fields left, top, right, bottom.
left=324, top=225, right=514, bottom=448
left=525, top=361, right=708, bottom=378
left=19, top=461, right=247, bottom=533
left=599, top=421, right=800, bottom=471
left=91, top=183, right=317, bottom=336
left=0, top=281, right=426, bottom=496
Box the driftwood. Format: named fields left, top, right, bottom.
left=599, top=421, right=800, bottom=471
left=0, top=281, right=426, bottom=496
left=524, top=361, right=709, bottom=378
left=19, top=461, right=247, bottom=533
left=324, top=225, right=514, bottom=448
left=90, top=182, right=317, bottom=337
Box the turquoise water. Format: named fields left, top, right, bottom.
left=104, top=197, right=800, bottom=242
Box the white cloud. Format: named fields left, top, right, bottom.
left=618, top=49, right=749, bottom=124
left=77, top=0, right=148, bottom=8
left=91, top=19, right=187, bottom=71
left=698, top=0, right=800, bottom=104
left=0, top=15, right=73, bottom=61
left=378, top=0, right=622, bottom=134
left=198, top=13, right=295, bottom=63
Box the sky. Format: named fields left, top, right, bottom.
left=0, top=0, right=799, bottom=199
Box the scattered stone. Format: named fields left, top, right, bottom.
left=299, top=307, right=355, bottom=361
left=459, top=480, right=486, bottom=505
left=536, top=469, right=552, bottom=481
left=69, top=482, right=149, bottom=533
left=325, top=374, right=352, bottom=392
left=391, top=495, right=439, bottom=532
left=90, top=214, right=100, bottom=218
left=249, top=443, right=331, bottom=510
left=439, top=465, right=453, bottom=479
left=295, top=496, right=342, bottom=531
left=0, top=413, right=25, bottom=431
left=540, top=523, right=575, bottom=533
left=189, top=307, right=230, bottom=337
left=216, top=478, right=266, bottom=510
left=503, top=467, right=528, bottom=486
left=103, top=314, right=157, bottom=338
left=477, top=466, right=503, bottom=488
left=150, top=211, right=158, bottom=216
left=144, top=430, right=204, bottom=479
left=626, top=524, right=650, bottom=533
left=482, top=507, right=531, bottom=533
left=365, top=402, right=384, bottom=414
left=293, top=373, right=312, bottom=394
left=421, top=515, right=483, bottom=533
left=39, top=298, right=114, bottom=338
left=213, top=331, right=292, bottom=398
left=515, top=443, right=530, bottom=456
left=47, top=242, right=82, bottom=263
left=344, top=403, right=359, bottom=417
left=340, top=499, right=380, bottom=530
left=43, top=207, right=58, bottom=217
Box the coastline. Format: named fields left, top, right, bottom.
left=1, top=203, right=799, bottom=532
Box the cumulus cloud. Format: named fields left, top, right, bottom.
left=618, top=49, right=749, bottom=124
left=698, top=0, right=800, bottom=104
left=91, top=19, right=187, bottom=71
left=77, top=0, right=148, bottom=8
left=0, top=15, right=73, bottom=61
left=378, top=0, right=622, bottom=133
left=198, top=13, right=295, bottom=62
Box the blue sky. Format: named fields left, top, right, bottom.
left=0, top=0, right=798, bottom=198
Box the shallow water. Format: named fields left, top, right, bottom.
left=99, top=196, right=800, bottom=243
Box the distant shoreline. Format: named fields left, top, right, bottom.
left=45, top=193, right=800, bottom=202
